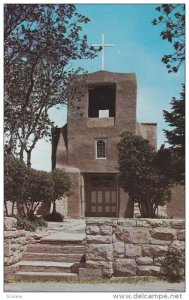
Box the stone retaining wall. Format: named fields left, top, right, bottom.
left=83, top=218, right=185, bottom=278
left=4, top=217, right=27, bottom=266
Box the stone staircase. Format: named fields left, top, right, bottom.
left=15, top=239, right=86, bottom=281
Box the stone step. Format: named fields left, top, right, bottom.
left=22, top=252, right=85, bottom=263
left=40, top=232, right=86, bottom=245
left=19, top=260, right=85, bottom=273
left=15, top=271, right=79, bottom=281
left=26, top=244, right=85, bottom=254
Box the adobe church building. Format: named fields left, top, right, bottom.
left=52, top=70, right=184, bottom=218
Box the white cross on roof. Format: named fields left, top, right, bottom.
left=92, top=33, right=114, bottom=70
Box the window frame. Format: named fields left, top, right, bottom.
left=88, top=84, right=116, bottom=119
left=95, top=139, right=107, bottom=159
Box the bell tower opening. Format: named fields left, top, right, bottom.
left=88, top=84, right=116, bottom=118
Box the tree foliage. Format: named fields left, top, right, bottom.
left=152, top=4, right=185, bottom=185
left=163, top=85, right=185, bottom=153
left=4, top=155, right=72, bottom=218
left=51, top=168, right=72, bottom=213
left=24, top=168, right=54, bottom=219
left=117, top=132, right=172, bottom=218
left=4, top=4, right=98, bottom=166
left=4, top=155, right=28, bottom=216
left=152, top=4, right=185, bottom=73
left=162, top=85, right=185, bottom=184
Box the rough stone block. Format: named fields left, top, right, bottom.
left=137, top=219, right=170, bottom=228
left=136, top=220, right=151, bottom=228
left=4, top=217, right=17, bottom=231
left=136, top=257, right=153, bottom=265
left=177, top=230, right=185, bottom=241
left=4, top=257, right=13, bottom=266
left=86, top=235, right=112, bottom=244
left=132, top=228, right=150, bottom=244
left=4, top=246, right=12, bottom=257
left=113, top=241, right=125, bottom=258
left=149, top=238, right=172, bottom=245
left=154, top=257, right=165, bottom=266
left=142, top=245, right=168, bottom=256
left=86, top=260, right=112, bottom=269
left=102, top=268, right=113, bottom=278
left=114, top=258, right=137, bottom=276
left=112, top=220, right=118, bottom=227
left=117, top=219, right=137, bottom=227
left=150, top=228, right=177, bottom=241
left=125, top=244, right=142, bottom=257
left=4, top=264, right=20, bottom=281
left=10, top=244, right=21, bottom=251
left=137, top=265, right=161, bottom=276
left=4, top=232, right=15, bottom=239
left=15, top=237, right=26, bottom=245
left=86, top=219, right=115, bottom=226
left=170, top=220, right=185, bottom=229
left=4, top=239, right=11, bottom=248
left=79, top=268, right=102, bottom=279
left=4, top=230, right=25, bottom=239
left=115, top=226, right=133, bottom=242
left=86, top=244, right=113, bottom=261
left=86, top=226, right=99, bottom=235
left=169, top=241, right=185, bottom=255
left=86, top=225, right=112, bottom=235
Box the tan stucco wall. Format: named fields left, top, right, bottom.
left=167, top=185, right=185, bottom=218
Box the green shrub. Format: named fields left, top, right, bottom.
left=17, top=216, right=47, bottom=231
left=162, top=250, right=185, bottom=282
left=44, top=211, right=64, bottom=222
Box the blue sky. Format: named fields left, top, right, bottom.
left=31, top=3, right=185, bottom=171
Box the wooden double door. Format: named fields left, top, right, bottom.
left=85, top=174, right=117, bottom=217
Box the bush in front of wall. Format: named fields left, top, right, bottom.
left=17, top=216, right=47, bottom=232
left=162, top=250, right=185, bottom=282
left=44, top=211, right=64, bottom=222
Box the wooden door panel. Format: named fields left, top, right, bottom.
left=86, top=189, right=117, bottom=217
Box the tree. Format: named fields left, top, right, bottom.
left=152, top=4, right=185, bottom=73
left=163, top=85, right=185, bottom=153
left=117, top=132, right=172, bottom=218
left=162, top=85, right=185, bottom=184
left=4, top=155, right=73, bottom=218
left=51, top=169, right=72, bottom=213
left=152, top=4, right=185, bottom=184
left=24, top=168, right=54, bottom=219
left=4, top=4, right=99, bottom=166
left=4, top=155, right=28, bottom=216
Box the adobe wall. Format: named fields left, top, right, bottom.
left=63, top=166, right=83, bottom=217
left=167, top=186, right=185, bottom=218
left=136, top=122, right=157, bottom=149
left=80, top=218, right=185, bottom=279
left=66, top=71, right=137, bottom=173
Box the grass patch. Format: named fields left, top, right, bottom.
left=8, top=276, right=167, bottom=285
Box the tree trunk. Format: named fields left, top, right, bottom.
left=19, top=144, right=25, bottom=162
left=26, top=151, right=32, bottom=168
left=139, top=199, right=155, bottom=218
left=29, top=209, right=35, bottom=220
left=11, top=201, right=15, bottom=216
left=25, top=202, right=30, bottom=218
left=146, top=198, right=155, bottom=218
left=33, top=202, right=40, bottom=214
left=21, top=203, right=26, bottom=217
left=124, top=195, right=134, bottom=218
left=53, top=200, right=56, bottom=213
left=4, top=202, right=9, bottom=216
